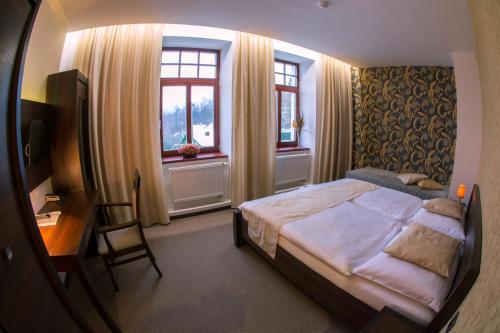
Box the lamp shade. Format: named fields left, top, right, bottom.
left=456, top=184, right=466, bottom=199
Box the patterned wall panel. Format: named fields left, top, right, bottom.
left=352, top=66, right=457, bottom=184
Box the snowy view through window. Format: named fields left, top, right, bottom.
left=162, top=85, right=214, bottom=151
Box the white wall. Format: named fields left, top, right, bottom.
left=22, top=0, right=68, bottom=103
left=449, top=52, right=482, bottom=201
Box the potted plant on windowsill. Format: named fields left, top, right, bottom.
left=178, top=143, right=201, bottom=159
left=292, top=110, right=305, bottom=147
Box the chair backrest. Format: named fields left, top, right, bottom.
left=132, top=169, right=141, bottom=220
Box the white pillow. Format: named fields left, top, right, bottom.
left=409, top=206, right=465, bottom=241
left=352, top=187, right=422, bottom=222
left=353, top=251, right=459, bottom=312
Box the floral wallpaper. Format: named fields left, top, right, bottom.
left=352, top=66, right=457, bottom=184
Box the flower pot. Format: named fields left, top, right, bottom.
left=182, top=153, right=197, bottom=159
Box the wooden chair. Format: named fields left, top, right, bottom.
left=96, top=169, right=162, bottom=291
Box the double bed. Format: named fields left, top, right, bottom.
left=233, top=179, right=482, bottom=332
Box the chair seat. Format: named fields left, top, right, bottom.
left=97, top=226, right=143, bottom=254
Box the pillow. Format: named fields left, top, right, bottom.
left=397, top=173, right=429, bottom=185
left=383, top=224, right=461, bottom=278
left=417, top=179, right=446, bottom=190
left=408, top=207, right=465, bottom=241
left=423, top=198, right=464, bottom=220
left=353, top=251, right=458, bottom=312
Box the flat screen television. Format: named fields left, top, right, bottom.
left=27, top=120, right=50, bottom=166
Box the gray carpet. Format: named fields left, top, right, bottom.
left=68, top=209, right=355, bottom=333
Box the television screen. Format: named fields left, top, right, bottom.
left=28, top=120, right=50, bottom=166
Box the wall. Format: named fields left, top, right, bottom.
left=352, top=66, right=457, bottom=185
left=22, top=0, right=68, bottom=102
left=448, top=1, right=500, bottom=332
left=22, top=0, right=68, bottom=211
left=448, top=52, right=482, bottom=201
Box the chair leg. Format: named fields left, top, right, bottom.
left=102, top=256, right=119, bottom=292
left=143, top=243, right=163, bottom=277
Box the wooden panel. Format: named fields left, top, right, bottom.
left=0, top=0, right=90, bottom=332
left=47, top=69, right=93, bottom=193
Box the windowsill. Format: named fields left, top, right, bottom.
left=162, top=152, right=228, bottom=164
left=276, top=146, right=310, bottom=153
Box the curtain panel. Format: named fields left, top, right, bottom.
left=71, top=24, right=169, bottom=226
left=231, top=32, right=276, bottom=207
left=314, top=55, right=353, bottom=183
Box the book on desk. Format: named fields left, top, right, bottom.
left=35, top=196, right=64, bottom=227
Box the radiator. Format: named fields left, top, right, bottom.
left=168, top=162, right=227, bottom=203
left=276, top=154, right=311, bottom=186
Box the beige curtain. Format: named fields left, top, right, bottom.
left=231, top=32, right=276, bottom=207
left=71, top=24, right=169, bottom=226
left=314, top=54, right=353, bottom=183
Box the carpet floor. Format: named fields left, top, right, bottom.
left=68, top=209, right=355, bottom=333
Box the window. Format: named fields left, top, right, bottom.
left=275, top=60, right=299, bottom=147
left=160, top=48, right=220, bottom=156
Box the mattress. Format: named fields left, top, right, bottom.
left=277, top=235, right=437, bottom=325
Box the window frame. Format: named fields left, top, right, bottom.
left=160, top=47, right=221, bottom=157
left=275, top=59, right=300, bottom=147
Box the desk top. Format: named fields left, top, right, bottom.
left=39, top=190, right=98, bottom=258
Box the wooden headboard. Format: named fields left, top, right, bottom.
left=426, top=184, right=482, bottom=332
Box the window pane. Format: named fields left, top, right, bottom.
left=285, top=75, right=297, bottom=87
left=281, top=92, right=296, bottom=142
left=191, top=86, right=215, bottom=147
left=162, top=50, right=180, bottom=63
left=200, top=52, right=216, bottom=65
left=275, top=62, right=284, bottom=74
left=285, top=64, right=297, bottom=75
left=181, top=51, right=198, bottom=64
left=161, top=65, right=179, bottom=78
left=275, top=73, right=284, bottom=85
left=162, top=86, right=187, bottom=151
left=199, top=65, right=216, bottom=78
left=180, top=65, right=198, bottom=78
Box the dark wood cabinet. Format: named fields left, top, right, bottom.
left=0, top=1, right=90, bottom=332
left=47, top=70, right=94, bottom=193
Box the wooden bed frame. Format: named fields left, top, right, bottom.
left=233, top=185, right=482, bottom=332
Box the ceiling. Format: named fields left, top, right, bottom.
left=55, top=0, right=475, bottom=67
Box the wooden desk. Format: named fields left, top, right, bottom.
left=39, top=191, right=121, bottom=333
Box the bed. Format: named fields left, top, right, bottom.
left=233, top=180, right=482, bottom=332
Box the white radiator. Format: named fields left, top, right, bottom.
left=168, top=162, right=228, bottom=204
left=276, top=154, right=311, bottom=186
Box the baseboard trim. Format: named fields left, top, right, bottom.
left=169, top=200, right=232, bottom=218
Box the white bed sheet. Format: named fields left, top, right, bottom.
left=279, top=202, right=402, bottom=276
left=277, top=235, right=437, bottom=325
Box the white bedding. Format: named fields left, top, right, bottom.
left=351, top=187, right=422, bottom=222
left=278, top=236, right=437, bottom=325
left=240, top=179, right=379, bottom=258
left=239, top=180, right=459, bottom=324
left=280, top=202, right=402, bottom=276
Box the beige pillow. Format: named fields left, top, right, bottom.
left=424, top=198, right=464, bottom=219
left=384, top=224, right=461, bottom=278
left=397, top=173, right=429, bottom=185
left=417, top=179, right=446, bottom=190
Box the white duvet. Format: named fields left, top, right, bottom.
left=240, top=179, right=379, bottom=258
left=280, top=202, right=402, bottom=276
